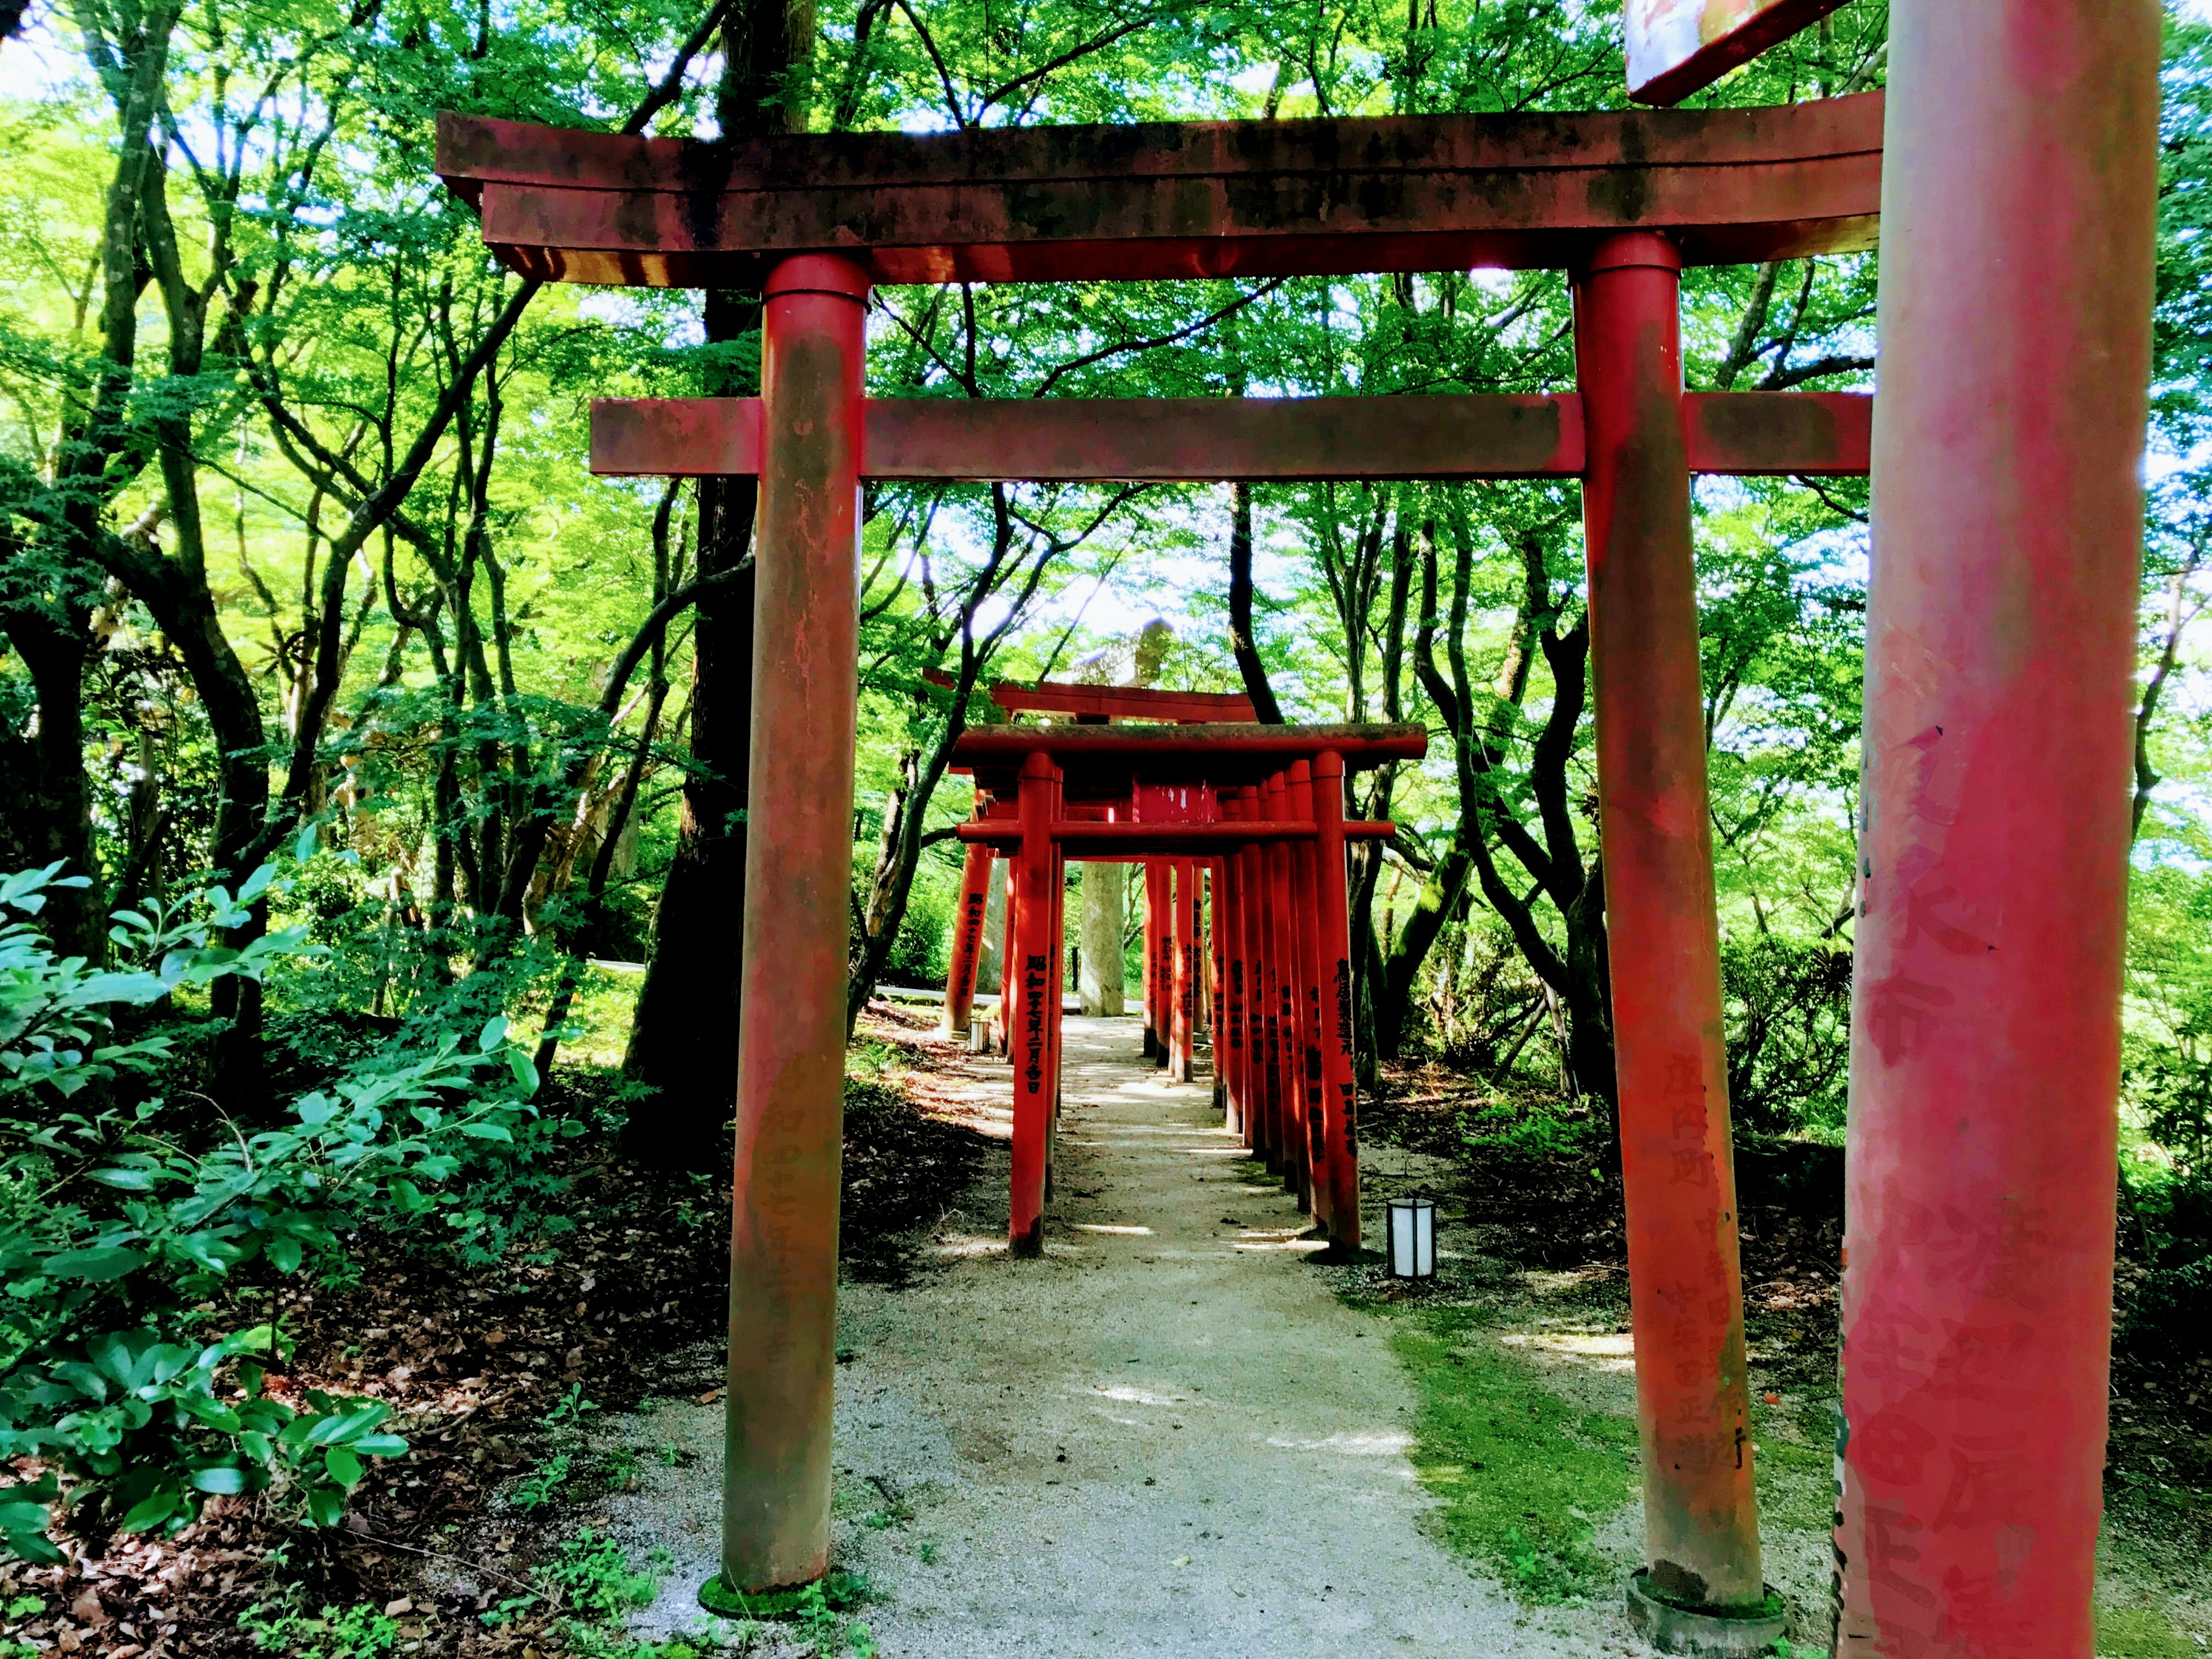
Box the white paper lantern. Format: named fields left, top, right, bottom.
left=1386, top=1198, right=1436, bottom=1279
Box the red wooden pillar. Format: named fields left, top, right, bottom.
left=1255, top=779, right=1287, bottom=1172
left=1266, top=771, right=1309, bottom=1211
left=1047, top=781, right=1065, bottom=1195
left=1220, top=798, right=1247, bottom=1135
left=1575, top=230, right=1763, bottom=1616
left=1157, top=860, right=1173, bottom=1074
left=1009, top=752, right=1060, bottom=1256
left=941, top=839, right=995, bottom=1039
left=991, top=853, right=1016, bottom=1055
left=1139, top=859, right=1160, bottom=1058
left=1835, top=5, right=2158, bottom=1652
left=1313, top=751, right=1361, bottom=1249
left=1236, top=787, right=1266, bottom=1153
left=1172, top=858, right=1197, bottom=1082
left=1208, top=858, right=1228, bottom=1115
left=1287, top=762, right=1330, bottom=1234
left=716, top=253, right=868, bottom=1598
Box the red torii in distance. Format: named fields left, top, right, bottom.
left=938, top=679, right=1259, bottom=1068
left=949, top=719, right=1422, bottom=1255
left=437, top=6, right=2162, bottom=1647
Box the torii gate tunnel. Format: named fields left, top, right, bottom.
left=946, top=712, right=1425, bottom=1256
left=438, top=3, right=2161, bottom=1649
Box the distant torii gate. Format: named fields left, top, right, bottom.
left=950, top=719, right=1422, bottom=1253
left=438, top=6, right=2160, bottom=1648
left=937, top=679, right=1260, bottom=1067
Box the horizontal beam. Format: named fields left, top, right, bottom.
left=440, top=96, right=1881, bottom=287
left=592, top=392, right=1870, bottom=481
left=991, top=681, right=1257, bottom=723
left=957, top=820, right=1396, bottom=852
left=594, top=395, right=1579, bottom=480
left=952, top=723, right=1429, bottom=783
left=1681, top=391, right=1870, bottom=476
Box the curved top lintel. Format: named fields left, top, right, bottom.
left=437, top=93, right=1881, bottom=287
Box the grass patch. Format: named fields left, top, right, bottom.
left=1377, top=1301, right=1641, bottom=1601
left=2096, top=1599, right=2192, bottom=1658
left=1751, top=1403, right=1837, bottom=1532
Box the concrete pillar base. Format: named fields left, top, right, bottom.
left=1623, top=1573, right=1786, bottom=1657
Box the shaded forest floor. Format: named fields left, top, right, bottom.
left=0, top=1002, right=985, bottom=1659
left=5, top=1018, right=2206, bottom=1657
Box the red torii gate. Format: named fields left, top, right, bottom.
left=938, top=679, right=1260, bottom=1066
left=950, top=720, right=1422, bottom=1253
left=437, top=6, right=2160, bottom=1648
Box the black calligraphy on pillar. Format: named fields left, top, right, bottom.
left=1022, top=954, right=1048, bottom=1095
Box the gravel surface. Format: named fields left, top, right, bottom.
left=609, top=1016, right=1666, bottom=1657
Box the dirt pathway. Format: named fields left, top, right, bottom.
left=612, top=1016, right=1649, bottom=1657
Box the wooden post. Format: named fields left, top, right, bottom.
left=941, top=840, right=994, bottom=1039
left=1313, top=752, right=1361, bottom=1249
left=1577, top=229, right=1763, bottom=1618
left=715, top=252, right=868, bottom=1597
left=1009, top=752, right=1060, bottom=1256
left=1836, top=4, right=2158, bottom=1648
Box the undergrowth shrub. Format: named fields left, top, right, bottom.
left=1719, top=935, right=1852, bottom=1139
left=0, top=853, right=577, bottom=1559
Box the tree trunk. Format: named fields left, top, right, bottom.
left=1226, top=482, right=1285, bottom=722
left=619, top=0, right=813, bottom=1165
left=622, top=454, right=757, bottom=1167
left=0, top=601, right=101, bottom=958
left=1078, top=861, right=1126, bottom=1014
left=1373, top=831, right=1471, bottom=1058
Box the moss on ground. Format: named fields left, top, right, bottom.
left=2094, top=1599, right=2192, bottom=1658
left=1372, top=1301, right=1641, bottom=1602
left=1749, top=1403, right=1836, bottom=1533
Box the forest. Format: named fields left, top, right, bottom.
left=1, top=0, right=2209, bottom=1653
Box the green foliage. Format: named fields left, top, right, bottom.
left=1720, top=935, right=1854, bottom=1140
left=540, top=1529, right=660, bottom=1624
left=241, top=1594, right=402, bottom=1659
left=512, top=1452, right=573, bottom=1512
left=0, top=861, right=570, bottom=1556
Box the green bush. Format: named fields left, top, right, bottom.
left=1720, top=935, right=1853, bottom=1138
left=0, top=856, right=571, bottom=1559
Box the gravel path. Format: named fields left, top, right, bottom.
left=611, top=1016, right=1658, bottom=1657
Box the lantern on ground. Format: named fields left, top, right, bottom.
left=1385, top=1198, right=1436, bottom=1280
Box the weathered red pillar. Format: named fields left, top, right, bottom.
left=1256, top=779, right=1287, bottom=1172
left=715, top=252, right=868, bottom=1599
left=1313, top=751, right=1360, bottom=1249
left=941, top=840, right=995, bottom=1039
left=1834, top=6, right=2158, bottom=1653
left=991, top=853, right=1016, bottom=1055
left=1236, top=787, right=1266, bottom=1152
left=1009, top=752, right=1060, bottom=1256
left=1266, top=772, right=1310, bottom=1211
left=1575, top=229, right=1766, bottom=1623
left=1221, top=798, right=1248, bottom=1136
left=1159, top=858, right=1176, bottom=1066
left=1139, top=859, right=1160, bottom=1058
left=1208, top=857, right=1228, bottom=1115
left=1287, top=762, right=1330, bottom=1234
left=1172, top=858, right=1197, bottom=1082
left=1047, top=782, right=1065, bottom=1197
